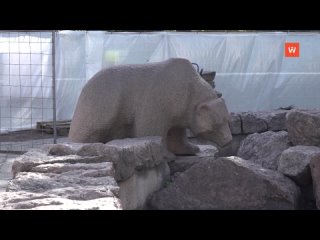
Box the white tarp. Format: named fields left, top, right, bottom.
left=1, top=31, right=320, bottom=132
left=56, top=31, right=320, bottom=122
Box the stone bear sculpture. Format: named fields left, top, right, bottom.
left=69, top=58, right=232, bottom=155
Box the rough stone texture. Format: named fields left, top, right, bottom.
left=278, top=146, right=320, bottom=186
left=43, top=144, right=77, bottom=156
left=0, top=154, right=20, bottom=192
left=241, top=112, right=268, bottom=134
left=187, top=110, right=293, bottom=157
left=148, top=156, right=300, bottom=210
left=69, top=58, right=232, bottom=155
left=0, top=137, right=171, bottom=210
left=286, top=110, right=320, bottom=147
left=0, top=191, right=121, bottom=210
left=229, top=112, right=242, bottom=135
left=105, top=137, right=170, bottom=181
left=218, top=135, right=247, bottom=157
left=119, top=162, right=170, bottom=209
left=11, top=150, right=108, bottom=179
left=238, top=110, right=290, bottom=134
left=4, top=161, right=169, bottom=210
left=14, top=137, right=167, bottom=182
left=196, top=144, right=219, bottom=158
left=76, top=143, right=106, bottom=157
left=2, top=160, right=121, bottom=210
left=168, top=144, right=219, bottom=175
left=237, top=131, right=291, bottom=170
left=310, top=157, right=320, bottom=209
left=169, top=157, right=201, bottom=176
left=45, top=137, right=166, bottom=181
left=258, top=110, right=288, bottom=131
left=7, top=171, right=118, bottom=197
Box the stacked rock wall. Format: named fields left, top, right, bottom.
left=0, top=137, right=170, bottom=210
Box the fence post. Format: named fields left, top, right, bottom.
left=52, top=31, right=57, bottom=144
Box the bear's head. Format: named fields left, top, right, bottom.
left=191, top=98, right=232, bottom=147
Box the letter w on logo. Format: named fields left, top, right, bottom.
left=288, top=47, right=296, bottom=53
left=285, top=42, right=299, bottom=57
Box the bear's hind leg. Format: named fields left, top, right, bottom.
left=167, top=128, right=200, bottom=155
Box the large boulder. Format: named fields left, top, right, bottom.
left=259, top=110, right=288, bottom=131
left=286, top=110, right=320, bottom=147
left=310, top=157, right=320, bottom=209
left=237, top=131, right=291, bottom=170
left=148, top=156, right=300, bottom=210
left=240, top=112, right=268, bottom=134
left=278, top=146, right=320, bottom=186
left=105, top=137, right=168, bottom=181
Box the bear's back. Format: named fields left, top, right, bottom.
left=85, top=58, right=200, bottom=90
left=79, top=58, right=215, bottom=110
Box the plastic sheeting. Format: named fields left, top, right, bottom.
left=56, top=31, right=320, bottom=121
left=2, top=31, right=320, bottom=133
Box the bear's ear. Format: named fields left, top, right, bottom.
left=195, top=102, right=213, bottom=132
left=197, top=102, right=210, bottom=116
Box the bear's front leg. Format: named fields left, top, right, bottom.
left=166, top=128, right=200, bottom=155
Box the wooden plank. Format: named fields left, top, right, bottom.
left=36, top=120, right=71, bottom=136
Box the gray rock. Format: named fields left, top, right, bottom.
left=2, top=138, right=172, bottom=210
left=259, top=110, right=288, bottom=131
left=4, top=162, right=121, bottom=209
left=30, top=162, right=114, bottom=176
left=278, top=146, right=320, bottom=186
left=195, top=144, right=219, bottom=158
left=18, top=137, right=167, bottom=182
left=0, top=191, right=121, bottom=210
left=42, top=144, right=76, bottom=156
left=148, top=156, right=300, bottom=210
left=310, top=157, right=320, bottom=209
left=240, top=112, right=268, bottom=134
left=119, top=162, right=170, bottom=210
left=237, top=131, right=291, bottom=170
left=168, top=144, right=218, bottom=174
left=218, top=135, right=247, bottom=157
left=76, top=143, right=106, bottom=156
left=286, top=110, right=320, bottom=147
left=12, top=152, right=107, bottom=178
left=169, top=156, right=201, bottom=175
left=229, top=112, right=242, bottom=135
left=106, top=137, right=166, bottom=181
left=7, top=171, right=118, bottom=194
